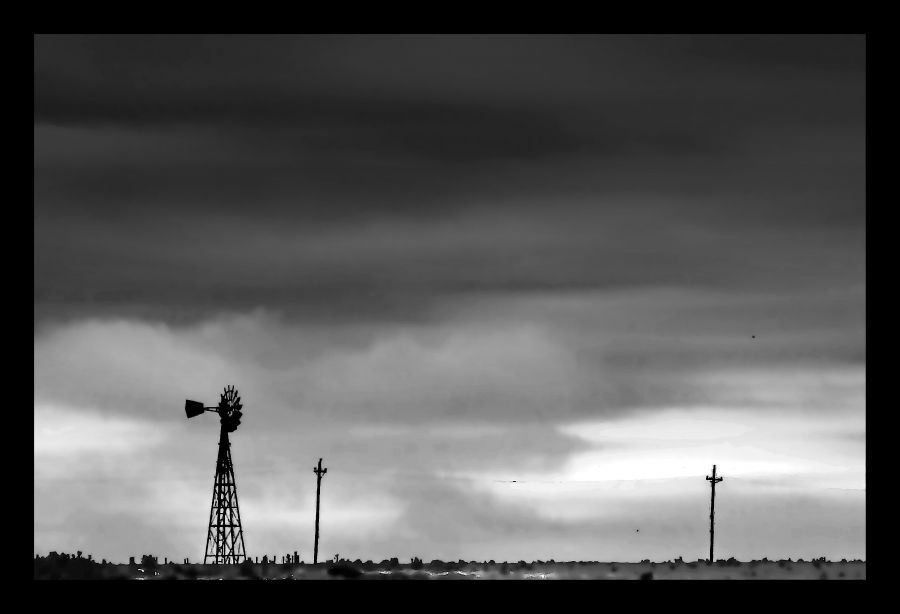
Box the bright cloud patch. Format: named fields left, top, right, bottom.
left=33, top=294, right=865, bottom=562
left=34, top=403, right=171, bottom=457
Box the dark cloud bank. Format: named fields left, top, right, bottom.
left=35, top=34, right=864, bottom=328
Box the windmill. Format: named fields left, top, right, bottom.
left=185, top=385, right=247, bottom=564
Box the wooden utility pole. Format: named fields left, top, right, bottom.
left=313, top=458, right=327, bottom=564
left=705, top=464, right=724, bottom=563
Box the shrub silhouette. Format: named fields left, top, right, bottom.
left=430, top=559, right=449, bottom=571
left=328, top=562, right=362, bottom=579
left=239, top=558, right=259, bottom=579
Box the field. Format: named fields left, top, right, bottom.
left=34, top=556, right=866, bottom=580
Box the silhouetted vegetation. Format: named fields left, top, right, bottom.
left=33, top=552, right=867, bottom=580
left=327, top=561, right=362, bottom=578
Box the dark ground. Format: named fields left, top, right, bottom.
left=34, top=553, right=865, bottom=580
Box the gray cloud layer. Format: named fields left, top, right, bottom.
left=35, top=35, right=864, bottom=327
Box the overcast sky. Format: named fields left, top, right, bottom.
left=34, top=34, right=865, bottom=563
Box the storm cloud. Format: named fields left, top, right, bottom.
left=34, top=34, right=864, bottom=325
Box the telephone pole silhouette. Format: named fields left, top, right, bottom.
left=313, top=458, right=327, bottom=564
left=705, top=464, right=724, bottom=563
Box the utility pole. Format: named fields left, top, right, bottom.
left=313, top=458, right=327, bottom=564
left=705, top=464, right=724, bottom=563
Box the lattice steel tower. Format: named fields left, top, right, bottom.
left=184, top=385, right=247, bottom=564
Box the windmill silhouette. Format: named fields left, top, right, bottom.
left=185, top=385, right=247, bottom=564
